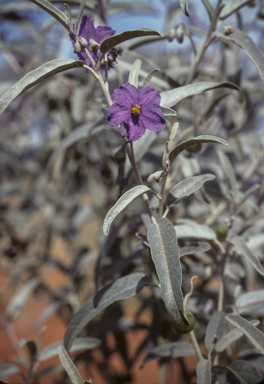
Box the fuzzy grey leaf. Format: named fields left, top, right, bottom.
left=103, top=185, right=151, bottom=235
left=28, top=0, right=69, bottom=30
left=166, top=174, right=215, bottom=206
left=143, top=68, right=160, bottom=87
left=100, top=28, right=163, bottom=55
left=161, top=107, right=177, bottom=116
left=160, top=81, right=241, bottom=108
left=64, top=273, right=150, bottom=351
left=225, top=314, right=264, bottom=355
left=175, top=221, right=216, bottom=240
left=180, top=0, right=190, bottom=16
left=205, top=311, right=226, bottom=351
left=235, top=290, right=264, bottom=316
left=231, top=236, right=264, bottom=276
left=220, top=0, right=254, bottom=19
left=196, top=360, right=212, bottom=384
left=228, top=360, right=263, bottom=384
left=143, top=341, right=195, bottom=364
left=180, top=242, right=211, bottom=257
left=128, top=59, right=142, bottom=88
left=218, top=150, right=238, bottom=201
left=0, top=59, right=84, bottom=116
left=216, top=28, right=264, bottom=84
left=0, top=364, right=21, bottom=380
left=167, top=122, right=179, bottom=151
left=147, top=218, right=188, bottom=326
left=58, top=346, right=84, bottom=384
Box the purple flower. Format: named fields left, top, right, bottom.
left=71, top=15, right=121, bottom=68
left=105, top=82, right=167, bottom=141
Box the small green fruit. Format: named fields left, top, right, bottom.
left=173, top=312, right=195, bottom=334
left=258, top=8, right=264, bottom=18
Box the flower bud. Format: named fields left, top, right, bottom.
left=168, top=24, right=184, bottom=43
left=147, top=170, right=164, bottom=183
left=89, top=38, right=100, bottom=51
left=114, top=146, right=127, bottom=164
left=74, top=41, right=82, bottom=53
left=78, top=36, right=88, bottom=48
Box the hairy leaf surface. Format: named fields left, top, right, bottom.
left=28, top=0, right=69, bottom=30
left=196, top=360, right=211, bottom=384
left=58, top=346, right=84, bottom=384
left=231, top=236, right=264, bottom=276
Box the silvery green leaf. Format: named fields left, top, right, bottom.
left=100, top=28, right=163, bottom=55
left=175, top=220, right=216, bottom=240
left=147, top=218, right=188, bottom=326
left=166, top=174, right=215, bottom=206
left=64, top=273, right=150, bottom=351
left=160, top=81, right=241, bottom=108
left=231, top=236, right=264, bottom=276
left=180, top=0, right=190, bottom=16
left=215, top=320, right=259, bottom=353
left=235, top=290, right=264, bottom=316
left=0, top=59, right=84, bottom=116
left=39, top=337, right=101, bottom=362
left=218, top=150, right=238, bottom=201
left=205, top=311, right=225, bottom=351
left=220, top=0, right=254, bottom=19
left=236, top=184, right=260, bottom=214
left=169, top=135, right=228, bottom=165
left=58, top=346, right=84, bottom=384
left=167, top=122, right=179, bottom=151
left=103, top=185, right=151, bottom=235
left=128, top=35, right=166, bottom=50
left=161, top=107, right=177, bottom=116
left=196, top=360, right=211, bottom=384
left=128, top=59, right=142, bottom=88
left=28, top=0, right=69, bottom=30
left=143, top=68, right=160, bottom=87
left=227, top=360, right=263, bottom=384
left=0, top=364, right=21, bottom=380
left=216, top=28, right=264, bottom=84
left=143, top=341, right=195, bottom=364
left=6, top=278, right=40, bottom=322
left=180, top=242, right=211, bottom=257
left=225, top=314, right=264, bottom=355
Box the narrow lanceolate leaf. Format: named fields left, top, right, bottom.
left=143, top=68, right=160, bottom=87
left=180, top=242, right=211, bottom=257
left=39, top=337, right=101, bottom=362
left=215, top=320, right=259, bottom=353
left=218, top=150, right=238, bottom=201
left=180, top=0, right=190, bottom=16
left=235, top=290, right=264, bottom=316
left=0, top=59, right=84, bottom=116
left=143, top=341, right=195, bottom=365
left=128, top=59, right=142, bottom=88
left=103, top=185, right=151, bottom=235
left=205, top=311, right=225, bottom=351
left=167, top=122, right=179, bottom=151
left=175, top=221, right=216, bottom=240
left=100, top=28, right=163, bottom=55
left=225, top=314, right=264, bottom=355
left=196, top=360, right=212, bottom=384
left=216, top=28, right=264, bottom=84
left=166, top=174, right=215, bottom=206
left=227, top=360, right=264, bottom=384
left=169, top=135, right=228, bottom=165
left=64, top=273, right=150, bottom=351
left=28, top=0, right=69, bottom=31
left=160, top=81, right=241, bottom=108
left=147, top=218, right=188, bottom=326
left=0, top=364, right=21, bottom=380
left=58, top=346, right=84, bottom=384
left=161, top=107, right=177, bottom=116
left=230, top=236, right=264, bottom=276
left=220, top=0, right=253, bottom=19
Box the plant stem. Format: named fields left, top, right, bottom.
left=190, top=330, right=204, bottom=361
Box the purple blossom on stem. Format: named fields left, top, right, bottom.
left=70, top=15, right=120, bottom=68
left=105, top=82, right=167, bottom=141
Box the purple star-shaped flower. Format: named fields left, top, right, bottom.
left=71, top=15, right=117, bottom=68
left=105, top=82, right=167, bottom=141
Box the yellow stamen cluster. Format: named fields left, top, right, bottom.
left=131, top=104, right=141, bottom=116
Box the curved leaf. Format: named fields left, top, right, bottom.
left=228, top=360, right=263, bottom=384
left=205, top=311, right=225, bottom=351
left=180, top=0, right=190, bottom=16
left=230, top=236, right=264, bottom=276
left=196, top=360, right=211, bottom=384
left=28, top=0, right=69, bottom=30
left=220, top=0, right=253, bottom=19
left=169, top=135, right=228, bottom=165
left=218, top=150, right=238, bottom=201
left=0, top=364, right=21, bottom=380
left=64, top=273, right=150, bottom=351
left=166, top=174, right=215, bottom=206
left=143, top=68, right=160, bottom=87
left=175, top=220, right=216, bottom=240
left=180, top=242, right=211, bottom=257
left=39, top=337, right=101, bottom=362
left=235, top=290, right=264, bottom=316
left=143, top=341, right=195, bottom=364
left=128, top=59, right=142, bottom=88
left=58, top=346, right=84, bottom=384
left=103, top=185, right=151, bottom=235
left=216, top=28, right=264, bottom=84
left=168, top=122, right=179, bottom=151
left=225, top=314, right=264, bottom=355
left=160, top=81, right=241, bottom=108
left=0, top=59, right=84, bottom=116
left=147, top=218, right=188, bottom=326
left=100, top=28, right=163, bottom=55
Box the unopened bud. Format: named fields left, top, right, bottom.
left=147, top=170, right=164, bottom=183
left=224, top=25, right=233, bottom=35
left=114, top=147, right=127, bottom=164
left=74, top=41, right=82, bottom=53
left=168, top=24, right=184, bottom=43
left=89, top=38, right=99, bottom=51
left=78, top=36, right=88, bottom=48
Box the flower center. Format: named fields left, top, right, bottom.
left=131, top=104, right=141, bottom=116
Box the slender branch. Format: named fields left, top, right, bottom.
left=190, top=330, right=204, bottom=361
left=201, top=0, right=214, bottom=20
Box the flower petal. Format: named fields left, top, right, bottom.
left=113, top=82, right=139, bottom=108
left=105, top=104, right=131, bottom=126
left=79, top=15, right=96, bottom=42
left=140, top=110, right=167, bottom=132
left=95, top=26, right=115, bottom=44
left=138, top=86, right=161, bottom=107
left=126, top=120, right=146, bottom=141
